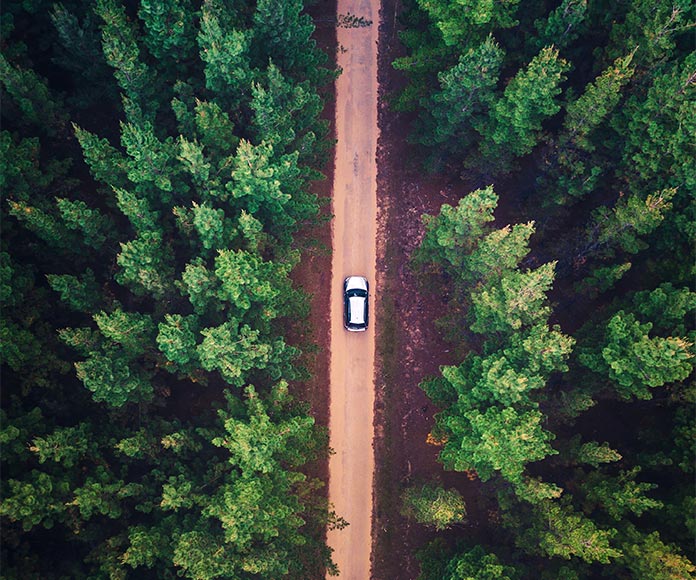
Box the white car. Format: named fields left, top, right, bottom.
left=344, top=276, right=369, bottom=331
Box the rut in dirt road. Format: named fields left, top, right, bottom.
left=326, top=0, right=380, bottom=579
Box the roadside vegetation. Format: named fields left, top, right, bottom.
left=394, top=0, right=695, bottom=578
left=0, top=0, right=338, bottom=578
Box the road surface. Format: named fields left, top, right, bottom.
left=326, top=0, right=380, bottom=578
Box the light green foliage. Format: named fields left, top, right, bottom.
left=413, top=186, right=498, bottom=270
left=73, top=124, right=128, bottom=187
left=122, top=525, right=172, bottom=569
left=513, top=475, right=563, bottom=504
left=197, top=321, right=288, bottom=386
left=120, top=121, right=177, bottom=194
left=582, top=467, right=663, bottom=519
left=191, top=201, right=228, bottom=251
left=417, top=0, right=521, bottom=46
left=215, top=248, right=288, bottom=317
left=160, top=474, right=197, bottom=511
left=178, top=136, right=211, bottom=184
left=470, top=262, right=556, bottom=334
left=401, top=482, right=467, bottom=530
left=463, top=222, right=535, bottom=284
left=114, top=428, right=159, bottom=459
left=480, top=46, right=569, bottom=159
left=68, top=467, right=132, bottom=520
left=581, top=189, right=676, bottom=260
left=564, top=53, right=635, bottom=151
left=75, top=351, right=153, bottom=407
left=469, top=324, right=573, bottom=405
left=29, top=424, right=91, bottom=467
left=439, top=406, right=557, bottom=483
left=237, top=210, right=266, bottom=252
left=58, top=327, right=102, bottom=357
left=574, top=440, right=622, bottom=467
left=516, top=500, right=622, bottom=563
left=116, top=230, right=175, bottom=299
left=417, top=540, right=518, bottom=580
left=0, top=470, right=70, bottom=531
left=173, top=531, right=238, bottom=579
left=197, top=1, right=252, bottom=106
left=204, top=474, right=303, bottom=553
left=177, top=258, right=221, bottom=315
left=94, top=307, right=156, bottom=357
left=192, top=98, right=238, bottom=157
left=114, top=186, right=160, bottom=233
left=228, top=139, right=308, bottom=232
left=213, top=385, right=316, bottom=474
left=157, top=313, right=199, bottom=369
left=621, top=531, right=696, bottom=580
left=579, top=311, right=693, bottom=399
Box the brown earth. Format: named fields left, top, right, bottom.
left=325, top=0, right=380, bottom=578
left=297, top=2, right=493, bottom=579
left=371, top=1, right=492, bottom=579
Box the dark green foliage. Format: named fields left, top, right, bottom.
left=1, top=0, right=335, bottom=576
left=417, top=540, right=519, bottom=580
left=477, top=46, right=569, bottom=167
left=405, top=0, right=695, bottom=563
left=412, top=36, right=504, bottom=170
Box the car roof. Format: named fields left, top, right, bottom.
left=345, top=276, right=368, bottom=291
left=348, top=296, right=366, bottom=324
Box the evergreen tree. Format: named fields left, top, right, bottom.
left=478, top=46, right=569, bottom=166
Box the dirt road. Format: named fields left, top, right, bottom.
left=326, top=0, right=380, bottom=578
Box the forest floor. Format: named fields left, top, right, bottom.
left=371, top=1, right=493, bottom=579
left=299, top=1, right=494, bottom=579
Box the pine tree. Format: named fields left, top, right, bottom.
left=197, top=0, right=253, bottom=110
left=512, top=500, right=622, bottom=563
left=439, top=406, right=557, bottom=483
left=416, top=0, right=522, bottom=46
left=469, top=262, right=557, bottom=334
left=414, top=36, right=504, bottom=169
left=94, top=0, right=158, bottom=119
left=479, top=46, right=569, bottom=165
left=400, top=483, right=467, bottom=530
left=530, top=0, right=588, bottom=53
left=578, top=311, right=693, bottom=400
left=412, top=185, right=498, bottom=271
left=0, top=53, right=69, bottom=135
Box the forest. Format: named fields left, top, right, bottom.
left=1, top=0, right=695, bottom=579
left=393, top=0, right=695, bottom=578
left=1, top=0, right=339, bottom=578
